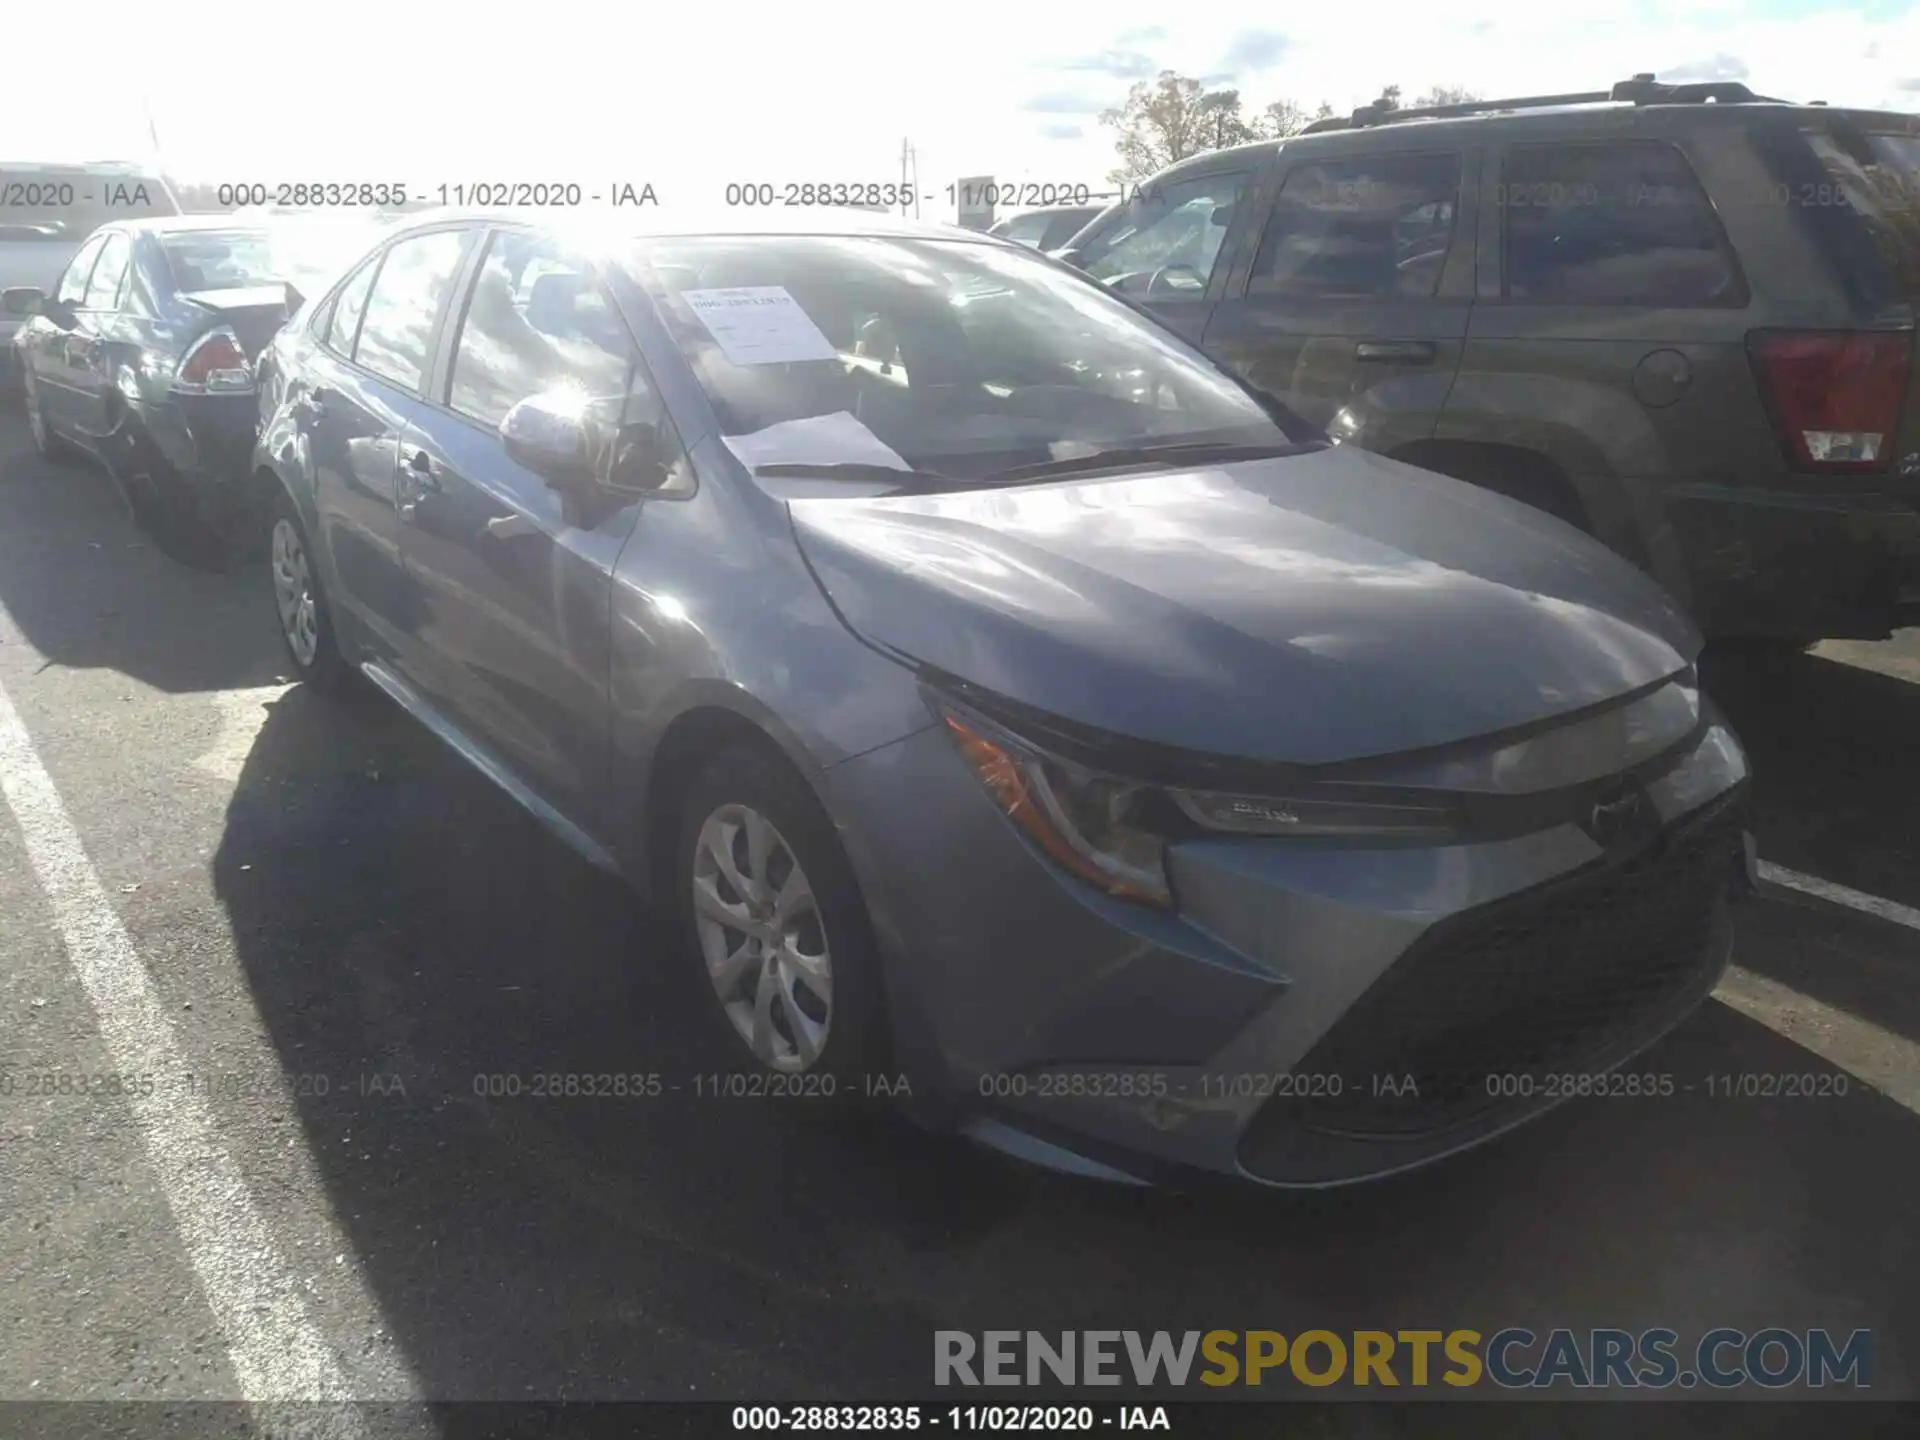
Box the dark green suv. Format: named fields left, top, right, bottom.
left=1060, top=75, right=1920, bottom=642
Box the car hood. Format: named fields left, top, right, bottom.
left=789, top=445, right=1701, bottom=766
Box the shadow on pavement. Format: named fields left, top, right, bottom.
left=211, top=681, right=1920, bottom=1405
left=0, top=423, right=283, bottom=694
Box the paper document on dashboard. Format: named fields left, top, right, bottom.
left=680, top=286, right=839, bottom=366
left=721, top=411, right=913, bottom=473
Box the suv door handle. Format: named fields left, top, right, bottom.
left=1354, top=340, right=1437, bottom=364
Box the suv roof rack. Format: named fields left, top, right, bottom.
left=1298, top=73, right=1788, bottom=134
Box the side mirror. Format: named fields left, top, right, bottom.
left=500, top=391, right=598, bottom=489
left=282, top=281, right=306, bottom=317
left=1054, top=247, right=1088, bottom=269
left=1210, top=204, right=1234, bottom=228
left=3, top=286, right=46, bottom=318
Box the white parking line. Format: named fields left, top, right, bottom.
left=0, top=673, right=375, bottom=1431
left=1758, top=861, right=1920, bottom=934
left=1718, top=966, right=1920, bottom=1115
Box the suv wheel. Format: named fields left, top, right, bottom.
left=268, top=488, right=351, bottom=690
left=673, top=747, right=887, bottom=1083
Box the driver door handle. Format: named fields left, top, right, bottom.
left=1354, top=340, right=1437, bottom=364
left=485, top=513, right=537, bottom=541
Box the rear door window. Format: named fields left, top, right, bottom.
left=82, top=232, right=131, bottom=310
left=55, top=234, right=107, bottom=306
left=323, top=256, right=379, bottom=357
left=1249, top=153, right=1463, bottom=299
left=351, top=229, right=470, bottom=391
left=1500, top=141, right=1745, bottom=306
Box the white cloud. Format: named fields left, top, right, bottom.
left=2, top=0, right=1915, bottom=215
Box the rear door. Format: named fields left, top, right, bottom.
left=69, top=229, right=133, bottom=438
left=30, top=232, right=106, bottom=433
left=395, top=225, right=663, bottom=831
left=300, top=227, right=475, bottom=666
left=1074, top=164, right=1270, bottom=343
left=1201, top=144, right=1476, bottom=449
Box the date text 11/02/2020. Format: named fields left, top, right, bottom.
left=971, top=1070, right=1855, bottom=1103
left=206, top=182, right=661, bottom=209
left=719, top=182, right=1095, bottom=209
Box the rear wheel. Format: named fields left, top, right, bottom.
left=268, top=486, right=351, bottom=691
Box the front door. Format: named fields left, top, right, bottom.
left=1202, top=147, right=1477, bottom=454
left=394, top=227, right=652, bottom=831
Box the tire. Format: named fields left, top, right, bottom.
left=672, top=746, right=889, bottom=1086
left=267, top=485, right=352, bottom=691
left=21, top=370, right=77, bottom=464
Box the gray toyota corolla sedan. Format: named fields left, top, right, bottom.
left=252, top=206, right=1755, bottom=1188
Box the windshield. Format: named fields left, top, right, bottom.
left=625, top=234, right=1303, bottom=482
left=0, top=169, right=176, bottom=241
left=160, top=224, right=379, bottom=298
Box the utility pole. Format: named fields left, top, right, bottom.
left=900, top=138, right=920, bottom=219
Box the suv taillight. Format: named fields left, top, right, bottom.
left=174, top=327, right=253, bottom=393
left=1748, top=329, right=1911, bottom=472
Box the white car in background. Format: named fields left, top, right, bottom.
left=0, top=160, right=178, bottom=386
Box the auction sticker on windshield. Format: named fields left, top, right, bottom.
left=681, top=286, right=837, bottom=365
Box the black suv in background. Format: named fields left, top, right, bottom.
left=1060, top=75, right=1920, bottom=643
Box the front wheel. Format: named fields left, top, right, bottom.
left=673, top=748, right=889, bottom=1083
left=267, top=487, right=352, bottom=691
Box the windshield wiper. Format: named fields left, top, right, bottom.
left=983, top=440, right=1315, bottom=483
left=751, top=461, right=959, bottom=491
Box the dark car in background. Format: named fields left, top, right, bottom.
left=249, top=206, right=1752, bottom=1188
left=0, top=160, right=179, bottom=388
left=6, top=213, right=377, bottom=560
left=1061, top=76, right=1920, bottom=645
left=987, top=203, right=1105, bottom=252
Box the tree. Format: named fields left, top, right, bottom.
left=1251, top=98, right=1336, bottom=139
left=1413, top=84, right=1482, bottom=107
left=1099, top=71, right=1258, bottom=183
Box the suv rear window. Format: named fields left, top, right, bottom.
left=0, top=169, right=177, bottom=242
left=1500, top=141, right=1745, bottom=307
left=1798, top=128, right=1920, bottom=300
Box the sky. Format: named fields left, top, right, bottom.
left=6, top=0, right=1919, bottom=219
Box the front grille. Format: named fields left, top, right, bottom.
left=1250, top=792, right=1746, bottom=1144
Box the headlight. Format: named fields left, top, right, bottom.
left=939, top=703, right=1457, bottom=910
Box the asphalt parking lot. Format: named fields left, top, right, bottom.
left=0, top=409, right=1917, bottom=1424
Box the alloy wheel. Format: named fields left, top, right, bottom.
left=270, top=518, right=320, bottom=667
left=691, top=803, right=834, bottom=1071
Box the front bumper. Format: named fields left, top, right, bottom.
left=1651, top=480, right=1920, bottom=639
left=822, top=715, right=1751, bottom=1188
